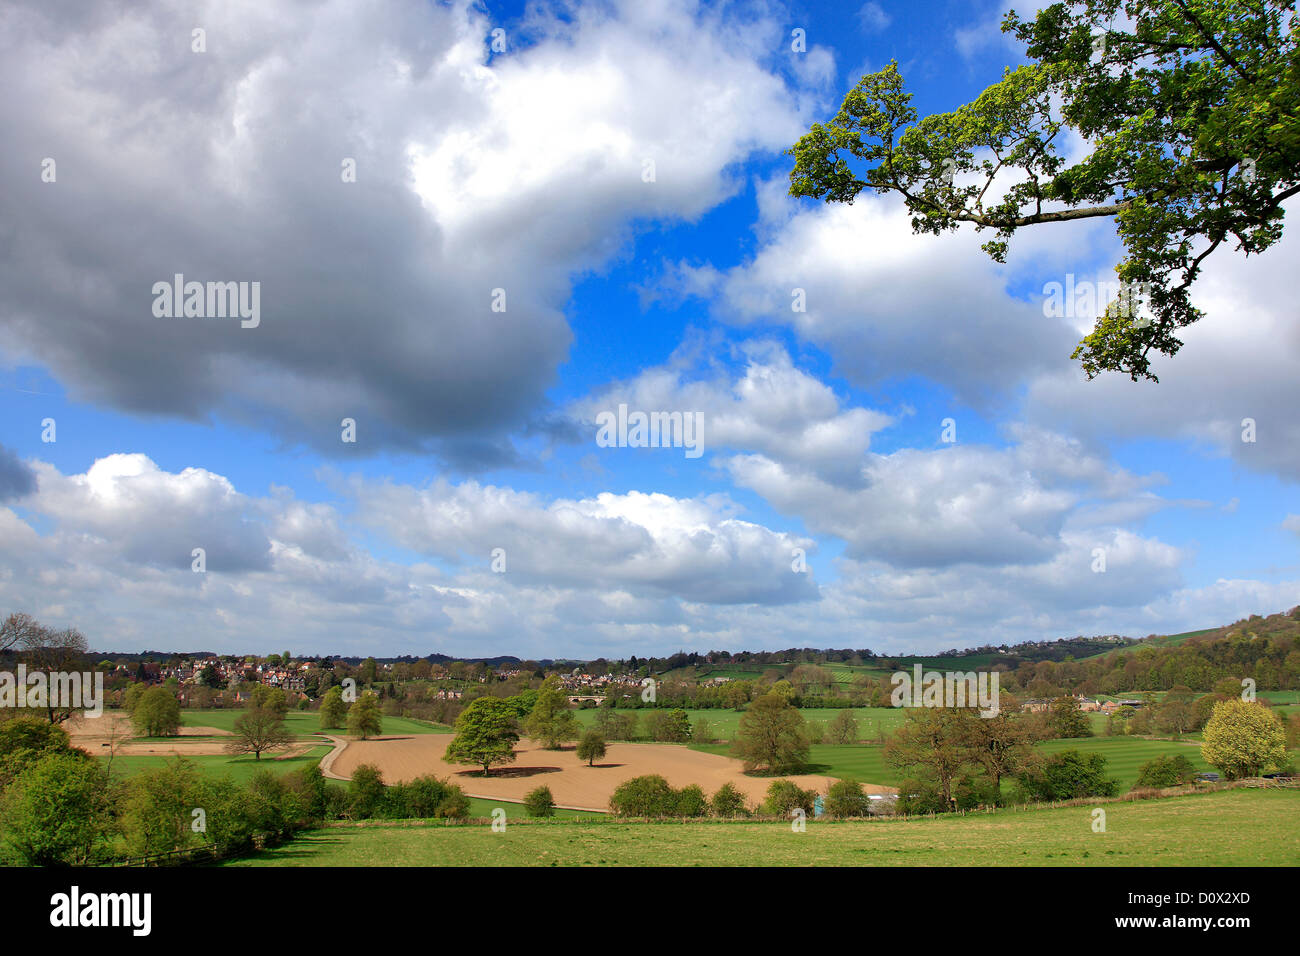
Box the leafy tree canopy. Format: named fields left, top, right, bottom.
left=789, top=0, right=1300, bottom=381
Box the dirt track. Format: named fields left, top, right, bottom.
left=330, top=734, right=895, bottom=812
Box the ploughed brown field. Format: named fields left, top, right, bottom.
left=329, top=734, right=896, bottom=811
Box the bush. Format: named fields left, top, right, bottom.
left=0, top=752, right=115, bottom=865
left=523, top=786, right=556, bottom=818
left=0, top=717, right=78, bottom=789
left=244, top=770, right=300, bottom=842
left=400, top=774, right=470, bottom=819
left=348, top=763, right=387, bottom=819
left=674, top=784, right=709, bottom=817
left=286, top=763, right=331, bottom=824
left=120, top=757, right=205, bottom=856
left=1018, top=750, right=1119, bottom=801
left=824, top=779, right=871, bottom=818
left=691, top=717, right=715, bottom=744
left=710, top=782, right=749, bottom=817
left=1135, top=754, right=1198, bottom=789
left=609, top=774, right=679, bottom=817
left=761, top=779, right=816, bottom=817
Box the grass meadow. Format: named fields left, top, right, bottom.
left=102, top=745, right=335, bottom=785
left=177, top=709, right=451, bottom=737
left=225, top=787, right=1299, bottom=867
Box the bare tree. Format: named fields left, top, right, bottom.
left=21, top=624, right=90, bottom=723
left=225, top=706, right=294, bottom=760
left=0, top=612, right=40, bottom=654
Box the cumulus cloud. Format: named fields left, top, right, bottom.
left=675, top=178, right=1110, bottom=406
left=350, top=477, right=819, bottom=606
left=570, top=339, right=893, bottom=485
left=0, top=453, right=824, bottom=655
left=724, top=427, right=1166, bottom=571
left=0, top=0, right=810, bottom=464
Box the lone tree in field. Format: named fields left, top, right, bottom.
left=444, top=696, right=520, bottom=777
left=826, top=708, right=859, bottom=745
left=224, top=705, right=293, bottom=760
left=318, top=686, right=347, bottom=730
left=524, top=677, right=580, bottom=750
left=576, top=730, right=607, bottom=767
left=732, top=692, right=810, bottom=774
left=131, top=687, right=182, bottom=737
left=346, top=690, right=383, bottom=740
left=1201, top=698, right=1288, bottom=779
left=789, top=0, right=1300, bottom=381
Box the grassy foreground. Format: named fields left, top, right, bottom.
left=227, top=787, right=1298, bottom=867
left=102, top=746, right=334, bottom=785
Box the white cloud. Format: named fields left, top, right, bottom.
left=857, top=3, right=892, bottom=33
left=351, top=478, right=819, bottom=606
left=569, top=340, right=893, bottom=484
left=0, top=0, right=814, bottom=462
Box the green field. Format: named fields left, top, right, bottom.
left=575, top=706, right=904, bottom=741
left=101, top=746, right=334, bottom=785
left=689, top=732, right=1292, bottom=792
left=178, top=709, right=450, bottom=737
left=1035, top=737, right=1214, bottom=788
left=225, top=787, right=1299, bottom=867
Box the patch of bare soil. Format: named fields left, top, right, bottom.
left=331, top=734, right=895, bottom=811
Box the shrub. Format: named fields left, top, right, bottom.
left=286, top=763, right=331, bottom=824
left=709, top=782, right=748, bottom=817
left=524, top=785, right=556, bottom=818
left=401, top=774, right=469, bottom=819
left=348, top=763, right=387, bottom=819
left=609, top=774, right=678, bottom=817
left=761, top=779, right=816, bottom=817
left=1135, top=754, right=1198, bottom=789
left=0, top=752, right=115, bottom=865
left=244, top=770, right=300, bottom=842
left=824, top=779, right=871, bottom=818
left=674, top=784, right=709, bottom=817
left=1018, top=750, right=1118, bottom=801
left=0, top=717, right=78, bottom=789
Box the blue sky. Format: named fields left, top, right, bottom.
left=0, top=0, right=1296, bottom=658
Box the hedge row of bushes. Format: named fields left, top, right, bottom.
left=606, top=774, right=884, bottom=819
